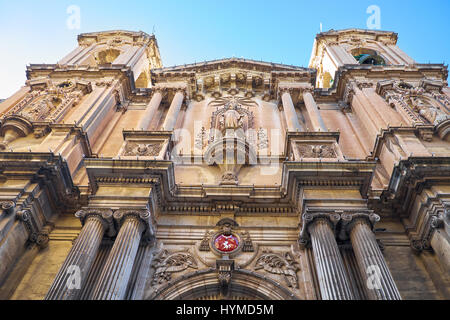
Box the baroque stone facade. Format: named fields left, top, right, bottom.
left=0, top=29, right=449, bottom=300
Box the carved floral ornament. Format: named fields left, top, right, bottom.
left=0, top=79, right=92, bottom=149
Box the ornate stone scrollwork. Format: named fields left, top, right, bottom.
left=254, top=250, right=300, bottom=289
left=297, top=144, right=337, bottom=158
left=376, top=79, right=450, bottom=141
left=0, top=78, right=92, bottom=149
left=216, top=258, right=234, bottom=296
left=123, top=141, right=163, bottom=157
left=410, top=211, right=446, bottom=252
left=16, top=209, right=53, bottom=249
left=257, top=128, right=268, bottom=150
left=1, top=200, right=16, bottom=215
left=151, top=249, right=198, bottom=286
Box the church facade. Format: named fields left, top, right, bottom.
left=0, top=29, right=449, bottom=300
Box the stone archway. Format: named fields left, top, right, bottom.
left=148, top=268, right=299, bottom=300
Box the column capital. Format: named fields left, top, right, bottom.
left=75, top=209, right=116, bottom=237
left=299, top=211, right=340, bottom=248
left=341, top=212, right=380, bottom=234
left=278, top=86, right=294, bottom=94
left=299, top=85, right=315, bottom=95
left=113, top=209, right=155, bottom=242
left=151, top=87, right=167, bottom=96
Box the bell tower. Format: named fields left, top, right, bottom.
left=59, top=30, right=162, bottom=88
left=309, top=29, right=415, bottom=88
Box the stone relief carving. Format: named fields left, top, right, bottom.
left=123, top=142, right=162, bottom=157
left=208, top=96, right=255, bottom=143
left=194, top=127, right=207, bottom=150
left=5, top=80, right=90, bottom=123
left=297, top=144, right=337, bottom=158
left=376, top=80, right=450, bottom=140
left=254, top=250, right=300, bottom=289
left=199, top=230, right=213, bottom=251
left=151, top=249, right=198, bottom=286
left=0, top=79, right=91, bottom=149
left=257, top=128, right=268, bottom=150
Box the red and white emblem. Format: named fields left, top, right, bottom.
left=214, top=234, right=239, bottom=253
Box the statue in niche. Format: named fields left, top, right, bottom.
left=223, top=108, right=243, bottom=129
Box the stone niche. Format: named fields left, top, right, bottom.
left=284, top=131, right=344, bottom=161
left=117, top=131, right=173, bottom=160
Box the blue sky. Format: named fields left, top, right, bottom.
left=0, top=0, right=449, bottom=98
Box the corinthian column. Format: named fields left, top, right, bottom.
left=342, top=213, right=401, bottom=300
left=300, top=213, right=355, bottom=300
left=138, top=89, right=163, bottom=130
left=162, top=89, right=185, bottom=131
left=280, top=88, right=303, bottom=132
left=45, top=209, right=115, bottom=300
left=302, top=89, right=327, bottom=132
left=91, top=210, right=154, bottom=300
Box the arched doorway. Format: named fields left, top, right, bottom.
left=148, top=269, right=299, bottom=300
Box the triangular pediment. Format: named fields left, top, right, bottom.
left=152, top=57, right=311, bottom=75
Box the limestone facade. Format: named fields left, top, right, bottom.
left=0, top=29, right=449, bottom=300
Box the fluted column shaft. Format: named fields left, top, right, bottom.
left=45, top=211, right=112, bottom=300
left=349, top=219, right=401, bottom=300
left=308, top=218, right=355, bottom=300
left=162, top=90, right=184, bottom=131
left=303, top=91, right=327, bottom=132
left=138, top=90, right=162, bottom=130
left=91, top=215, right=145, bottom=300
left=281, top=90, right=302, bottom=131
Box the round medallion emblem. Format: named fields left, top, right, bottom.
left=214, top=234, right=239, bottom=253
